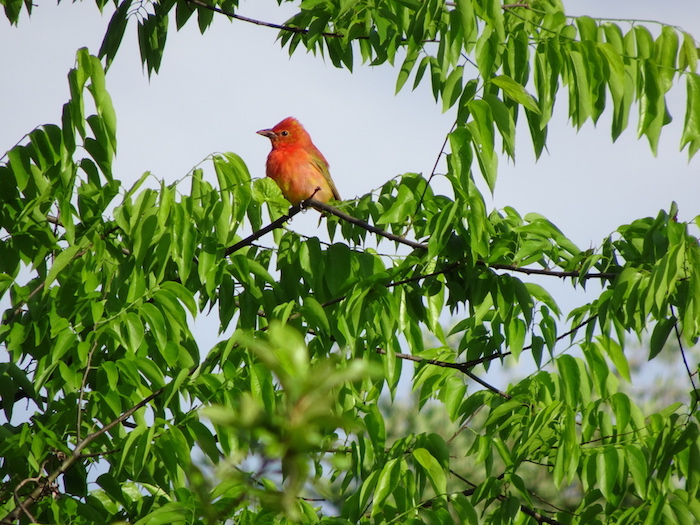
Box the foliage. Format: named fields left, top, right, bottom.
left=2, top=1, right=700, bottom=524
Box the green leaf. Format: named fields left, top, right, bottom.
left=484, top=94, right=516, bottom=158
left=98, top=0, right=131, bottom=68
left=681, top=73, right=700, bottom=159
left=135, top=356, right=166, bottom=388
left=134, top=503, right=191, bottom=525
left=123, top=311, right=145, bottom=351
left=566, top=45, right=592, bottom=127
left=491, top=75, right=540, bottom=114
left=301, top=295, right=330, bottom=333
left=649, top=316, right=676, bottom=360
left=134, top=214, right=158, bottom=264
left=455, top=0, right=476, bottom=47
left=428, top=201, right=457, bottom=258
left=576, top=16, right=599, bottom=42
left=597, top=42, right=626, bottom=139
left=396, top=47, right=419, bottom=94
left=44, top=243, right=83, bottom=293
left=610, top=392, right=631, bottom=433
left=131, top=423, right=157, bottom=478
left=638, top=61, right=667, bottom=155
left=7, top=146, right=31, bottom=191
left=467, top=99, right=497, bottom=191
left=525, top=282, right=560, bottom=316
left=413, top=447, right=447, bottom=495
left=597, top=447, right=620, bottom=502
left=644, top=496, right=669, bottom=525
left=118, top=425, right=147, bottom=474
left=175, top=0, right=195, bottom=29
left=442, top=66, right=464, bottom=112
left=413, top=55, right=431, bottom=91
left=141, top=302, right=168, bottom=349
left=450, top=493, right=478, bottom=524
left=600, top=337, right=630, bottom=382
left=137, top=12, right=169, bottom=76
left=680, top=31, right=698, bottom=73
left=160, top=281, right=198, bottom=317
left=88, top=54, right=117, bottom=152
left=476, top=27, right=498, bottom=79
left=163, top=368, right=190, bottom=408
left=556, top=355, right=580, bottom=407
left=484, top=399, right=523, bottom=428
left=372, top=458, right=402, bottom=514
left=655, top=26, right=679, bottom=92
left=63, top=461, right=88, bottom=497
left=376, top=183, right=416, bottom=225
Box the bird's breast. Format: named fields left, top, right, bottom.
left=266, top=147, right=334, bottom=204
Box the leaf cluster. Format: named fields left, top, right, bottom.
left=1, top=2, right=700, bottom=525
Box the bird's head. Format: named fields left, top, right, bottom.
left=257, top=117, right=311, bottom=148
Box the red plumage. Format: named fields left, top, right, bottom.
left=257, top=117, right=341, bottom=205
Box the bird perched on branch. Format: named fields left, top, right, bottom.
left=257, top=117, right=342, bottom=205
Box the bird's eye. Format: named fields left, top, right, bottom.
left=280, top=130, right=290, bottom=136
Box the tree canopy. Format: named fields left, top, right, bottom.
left=1, top=1, right=700, bottom=524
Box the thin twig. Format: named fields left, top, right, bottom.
left=488, top=262, right=617, bottom=280
left=670, top=305, right=698, bottom=416
left=374, top=347, right=510, bottom=399
left=305, top=198, right=428, bottom=250
left=77, top=339, right=99, bottom=442
left=78, top=448, right=122, bottom=459
left=375, top=315, right=598, bottom=376
left=429, top=470, right=562, bottom=525
left=3, top=222, right=122, bottom=325
left=463, top=369, right=511, bottom=399
left=10, top=195, right=614, bottom=332
left=187, top=0, right=529, bottom=42
left=283, top=199, right=618, bottom=280
left=450, top=470, right=563, bottom=525
left=446, top=405, right=485, bottom=445
left=3, top=382, right=169, bottom=522
left=413, top=121, right=456, bottom=222
left=519, top=505, right=562, bottom=525
left=7, top=280, right=46, bottom=322
left=225, top=203, right=304, bottom=256
left=13, top=476, right=41, bottom=523
left=186, top=0, right=345, bottom=37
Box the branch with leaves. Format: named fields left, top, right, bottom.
left=3, top=2, right=700, bottom=525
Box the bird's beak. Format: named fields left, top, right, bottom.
left=257, top=129, right=276, bottom=139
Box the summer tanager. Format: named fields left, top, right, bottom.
left=257, top=117, right=341, bottom=205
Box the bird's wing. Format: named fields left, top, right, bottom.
left=310, top=153, right=342, bottom=201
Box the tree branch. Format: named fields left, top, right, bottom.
left=415, top=121, right=456, bottom=219
left=423, top=470, right=563, bottom=525
left=186, top=0, right=529, bottom=43
left=375, top=315, right=598, bottom=377
left=519, top=505, right=563, bottom=525
left=3, top=220, right=121, bottom=325
left=670, top=305, right=698, bottom=416
left=7, top=193, right=613, bottom=333
left=76, top=339, right=99, bottom=442
left=487, top=262, right=617, bottom=280
left=2, top=381, right=171, bottom=522
left=305, top=198, right=428, bottom=250
left=450, top=471, right=564, bottom=525
left=301, top=199, right=618, bottom=281
left=225, top=203, right=304, bottom=256
left=186, top=0, right=345, bottom=37
left=463, top=369, right=511, bottom=398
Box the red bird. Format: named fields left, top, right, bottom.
left=257, top=117, right=342, bottom=205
